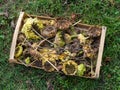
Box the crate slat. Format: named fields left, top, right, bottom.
left=9, top=12, right=25, bottom=63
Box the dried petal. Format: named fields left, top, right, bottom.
left=78, top=34, right=87, bottom=44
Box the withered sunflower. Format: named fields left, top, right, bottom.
left=41, top=25, right=57, bottom=38
left=42, top=59, right=57, bottom=72
left=62, top=60, right=78, bottom=75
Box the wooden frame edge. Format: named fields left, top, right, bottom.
left=9, top=12, right=25, bottom=63
left=95, top=26, right=107, bottom=78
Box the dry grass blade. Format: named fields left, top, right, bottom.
left=72, top=20, right=81, bottom=26
left=21, top=38, right=27, bottom=45
left=34, top=39, right=46, bottom=50
left=47, top=60, right=59, bottom=71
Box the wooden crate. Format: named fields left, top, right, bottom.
left=9, top=12, right=106, bottom=78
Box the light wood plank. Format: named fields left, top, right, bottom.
left=9, top=12, right=25, bottom=63
left=95, top=26, right=107, bottom=78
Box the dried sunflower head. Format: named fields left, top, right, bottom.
left=41, top=25, right=57, bottom=38
left=62, top=60, right=78, bottom=75
left=42, top=59, right=56, bottom=72
left=55, top=19, right=72, bottom=30
left=65, top=39, right=82, bottom=54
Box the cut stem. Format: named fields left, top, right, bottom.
left=47, top=60, right=59, bottom=71
left=39, top=53, right=59, bottom=71
left=90, top=60, right=95, bottom=76
left=72, top=20, right=81, bottom=26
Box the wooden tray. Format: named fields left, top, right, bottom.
left=9, top=12, right=106, bottom=79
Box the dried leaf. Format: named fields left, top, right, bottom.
left=107, top=74, right=112, bottom=78
left=46, top=79, right=54, bottom=90
left=78, top=34, right=88, bottom=44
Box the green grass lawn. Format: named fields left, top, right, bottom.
left=0, top=0, right=120, bottom=90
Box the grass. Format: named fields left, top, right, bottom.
left=0, top=0, right=120, bottom=90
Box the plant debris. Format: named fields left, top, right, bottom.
left=55, top=19, right=72, bottom=30
left=14, top=14, right=102, bottom=77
